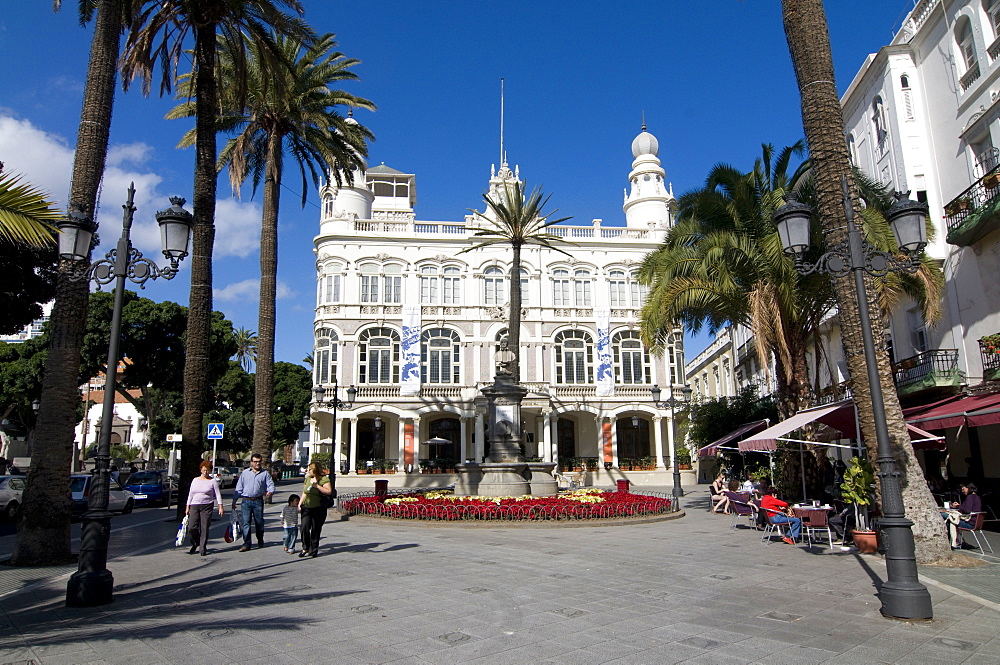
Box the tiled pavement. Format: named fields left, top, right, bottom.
left=0, top=486, right=998, bottom=665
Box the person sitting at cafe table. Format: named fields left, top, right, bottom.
left=943, top=483, right=982, bottom=549
left=760, top=487, right=801, bottom=545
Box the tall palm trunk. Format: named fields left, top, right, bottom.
left=781, top=0, right=952, bottom=562
left=177, top=24, right=219, bottom=519
left=11, top=0, right=123, bottom=566
left=251, top=133, right=282, bottom=457
left=508, top=242, right=522, bottom=380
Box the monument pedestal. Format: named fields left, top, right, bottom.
left=455, top=462, right=530, bottom=497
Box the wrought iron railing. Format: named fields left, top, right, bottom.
left=943, top=162, right=1000, bottom=237
left=891, top=349, right=959, bottom=388
left=980, top=336, right=1000, bottom=380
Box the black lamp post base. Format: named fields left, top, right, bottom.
left=66, top=569, right=114, bottom=607
left=879, top=583, right=933, bottom=620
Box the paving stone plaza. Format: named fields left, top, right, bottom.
left=1, top=485, right=998, bottom=665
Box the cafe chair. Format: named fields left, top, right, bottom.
left=957, top=512, right=993, bottom=554
left=728, top=498, right=758, bottom=530
left=796, top=507, right=835, bottom=550
left=760, top=508, right=788, bottom=544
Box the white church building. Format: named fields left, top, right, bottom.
left=306, top=126, right=691, bottom=482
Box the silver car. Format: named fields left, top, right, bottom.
left=0, top=476, right=25, bottom=520
left=71, top=474, right=135, bottom=516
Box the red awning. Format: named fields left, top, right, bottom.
left=738, top=400, right=946, bottom=452
left=697, top=420, right=769, bottom=457
left=905, top=392, right=1000, bottom=430
left=739, top=402, right=850, bottom=452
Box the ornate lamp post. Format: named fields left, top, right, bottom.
left=650, top=384, right=692, bottom=499
left=65, top=184, right=192, bottom=607
left=312, top=378, right=357, bottom=473
left=771, top=175, right=932, bottom=620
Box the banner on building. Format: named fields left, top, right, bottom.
left=595, top=308, right=613, bottom=396
left=401, top=305, right=421, bottom=396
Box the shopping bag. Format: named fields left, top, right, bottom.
left=174, top=515, right=189, bottom=547
left=223, top=524, right=234, bottom=543
left=234, top=515, right=243, bottom=540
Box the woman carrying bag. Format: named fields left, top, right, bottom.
left=186, top=460, right=224, bottom=556
left=299, top=462, right=334, bottom=558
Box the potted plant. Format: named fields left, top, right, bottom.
left=840, top=456, right=877, bottom=553
left=985, top=172, right=1000, bottom=189
left=676, top=450, right=692, bottom=470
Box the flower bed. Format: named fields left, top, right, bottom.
left=341, top=489, right=672, bottom=521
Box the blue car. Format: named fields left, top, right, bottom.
left=123, top=470, right=172, bottom=506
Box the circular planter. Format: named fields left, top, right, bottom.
left=851, top=529, right=878, bottom=553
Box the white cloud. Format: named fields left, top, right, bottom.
left=215, top=278, right=294, bottom=302
left=213, top=197, right=262, bottom=259
left=0, top=111, right=261, bottom=262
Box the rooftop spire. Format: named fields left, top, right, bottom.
left=500, top=77, right=506, bottom=165
left=641, top=109, right=646, bottom=132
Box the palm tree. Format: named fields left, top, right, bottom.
left=639, top=145, right=942, bottom=496
left=120, top=0, right=313, bottom=517
left=781, top=0, right=952, bottom=563
left=233, top=326, right=258, bottom=372
left=0, top=164, right=60, bottom=248
left=460, top=180, right=572, bottom=379
left=640, top=143, right=824, bottom=419
left=12, top=0, right=126, bottom=567
left=168, top=32, right=373, bottom=458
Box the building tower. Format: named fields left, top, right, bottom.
left=623, top=124, right=674, bottom=229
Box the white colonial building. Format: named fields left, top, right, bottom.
left=307, top=126, right=691, bottom=480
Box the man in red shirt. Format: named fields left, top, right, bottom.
left=760, top=487, right=801, bottom=545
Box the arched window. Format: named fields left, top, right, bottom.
left=322, top=195, right=334, bottom=218
left=958, top=18, right=977, bottom=71
left=872, top=96, right=888, bottom=144
left=990, top=0, right=1000, bottom=39
left=574, top=269, right=592, bottom=306
left=900, top=75, right=914, bottom=121
left=359, top=263, right=379, bottom=303
left=420, top=265, right=439, bottom=304
left=555, top=330, right=594, bottom=384
left=421, top=328, right=460, bottom=384
left=383, top=264, right=402, bottom=303
left=314, top=328, right=338, bottom=385
left=484, top=266, right=505, bottom=305
left=443, top=266, right=462, bottom=305
left=613, top=331, right=650, bottom=384
left=552, top=269, right=570, bottom=306
left=519, top=268, right=530, bottom=306
left=358, top=327, right=400, bottom=383
left=846, top=134, right=857, bottom=166
left=318, top=264, right=342, bottom=305
left=629, top=270, right=648, bottom=307
left=609, top=270, right=628, bottom=307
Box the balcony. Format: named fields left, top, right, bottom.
left=892, top=349, right=963, bottom=400
left=960, top=62, right=981, bottom=92
left=980, top=336, right=1000, bottom=382
left=943, top=166, right=1000, bottom=246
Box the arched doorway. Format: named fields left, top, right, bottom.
left=428, top=417, right=460, bottom=461
left=557, top=417, right=576, bottom=459
left=616, top=416, right=650, bottom=461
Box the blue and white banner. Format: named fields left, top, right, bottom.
left=595, top=308, right=613, bottom=397
left=401, top=305, right=421, bottom=396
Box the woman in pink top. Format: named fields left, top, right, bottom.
left=186, top=460, right=224, bottom=556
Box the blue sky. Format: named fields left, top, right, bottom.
left=0, top=1, right=912, bottom=368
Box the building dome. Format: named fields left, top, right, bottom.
left=631, top=128, right=659, bottom=159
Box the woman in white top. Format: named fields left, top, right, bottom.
left=186, top=460, right=224, bottom=556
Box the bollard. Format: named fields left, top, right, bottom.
left=616, top=479, right=630, bottom=493
left=374, top=479, right=389, bottom=497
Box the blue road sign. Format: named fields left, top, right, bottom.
left=207, top=423, right=225, bottom=440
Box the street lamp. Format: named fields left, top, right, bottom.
left=65, top=184, right=192, bottom=607
left=650, top=383, right=693, bottom=499
left=772, top=175, right=932, bottom=620
left=312, top=378, right=356, bottom=474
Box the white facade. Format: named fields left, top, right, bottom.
left=309, top=129, right=689, bottom=473
left=839, top=0, right=1000, bottom=388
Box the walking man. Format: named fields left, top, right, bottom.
left=234, top=454, right=275, bottom=552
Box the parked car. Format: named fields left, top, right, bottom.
left=211, top=467, right=235, bottom=488
left=0, top=475, right=26, bottom=520
left=123, top=469, right=173, bottom=505
left=70, top=474, right=135, bottom=516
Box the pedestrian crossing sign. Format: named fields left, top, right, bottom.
left=207, top=423, right=225, bottom=440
